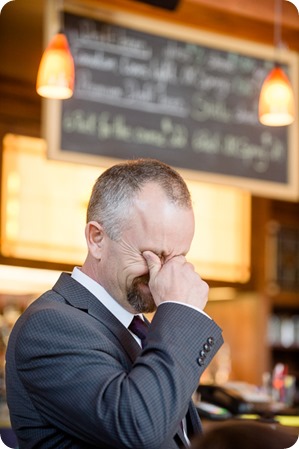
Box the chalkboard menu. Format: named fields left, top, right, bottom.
left=45, top=8, right=299, bottom=200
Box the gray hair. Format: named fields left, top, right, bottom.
left=86, top=158, right=192, bottom=240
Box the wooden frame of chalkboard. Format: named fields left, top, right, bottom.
left=43, top=0, right=299, bottom=201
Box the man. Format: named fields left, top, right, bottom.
left=6, top=159, right=223, bottom=449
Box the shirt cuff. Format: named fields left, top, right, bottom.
left=158, top=301, right=212, bottom=319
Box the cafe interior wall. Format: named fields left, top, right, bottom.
left=0, top=0, right=298, bottom=390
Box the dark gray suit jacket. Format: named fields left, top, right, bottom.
left=6, top=273, right=223, bottom=449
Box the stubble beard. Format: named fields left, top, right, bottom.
left=127, top=275, right=156, bottom=314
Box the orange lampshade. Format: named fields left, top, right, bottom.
left=258, top=66, right=294, bottom=126
left=36, top=33, right=75, bottom=100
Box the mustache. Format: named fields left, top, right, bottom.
left=133, top=274, right=150, bottom=286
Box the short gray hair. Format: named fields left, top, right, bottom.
left=87, top=158, right=192, bottom=240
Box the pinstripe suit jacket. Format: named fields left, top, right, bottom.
left=6, top=273, right=223, bottom=449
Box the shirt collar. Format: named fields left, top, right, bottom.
left=71, top=267, right=135, bottom=329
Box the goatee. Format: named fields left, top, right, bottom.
left=127, top=275, right=156, bottom=313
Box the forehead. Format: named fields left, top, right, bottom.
left=127, top=183, right=195, bottom=255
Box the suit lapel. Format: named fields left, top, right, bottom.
left=52, top=273, right=141, bottom=362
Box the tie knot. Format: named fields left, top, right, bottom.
left=129, top=316, right=149, bottom=348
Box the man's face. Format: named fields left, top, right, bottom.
left=97, top=183, right=195, bottom=313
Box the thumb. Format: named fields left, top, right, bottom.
left=142, top=251, right=161, bottom=279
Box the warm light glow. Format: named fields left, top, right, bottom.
left=258, top=66, right=295, bottom=126
left=187, top=181, right=251, bottom=283
left=1, top=134, right=251, bottom=282
left=1, top=134, right=97, bottom=265
left=36, top=33, right=75, bottom=100
left=0, top=265, right=61, bottom=295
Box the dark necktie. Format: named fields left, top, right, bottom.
left=129, top=315, right=148, bottom=348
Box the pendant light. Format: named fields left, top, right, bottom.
left=258, top=0, right=295, bottom=126
left=36, top=32, right=75, bottom=100
left=36, top=1, right=75, bottom=100
left=259, top=64, right=294, bottom=126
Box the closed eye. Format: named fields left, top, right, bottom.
left=156, top=253, right=167, bottom=265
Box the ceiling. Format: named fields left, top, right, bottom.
left=0, top=0, right=44, bottom=83
left=0, top=0, right=299, bottom=90
left=1, top=0, right=299, bottom=88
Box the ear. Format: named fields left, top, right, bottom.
left=85, top=221, right=105, bottom=259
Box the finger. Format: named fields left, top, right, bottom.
left=142, top=251, right=162, bottom=278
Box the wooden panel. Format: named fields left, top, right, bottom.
left=266, top=199, right=299, bottom=306
left=188, top=0, right=299, bottom=29
left=0, top=76, right=40, bottom=127
left=89, top=0, right=299, bottom=49
left=205, top=292, right=270, bottom=385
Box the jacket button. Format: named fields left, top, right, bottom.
left=203, top=343, right=210, bottom=352
left=207, top=337, right=214, bottom=346
left=199, top=350, right=206, bottom=359
left=197, top=357, right=205, bottom=366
